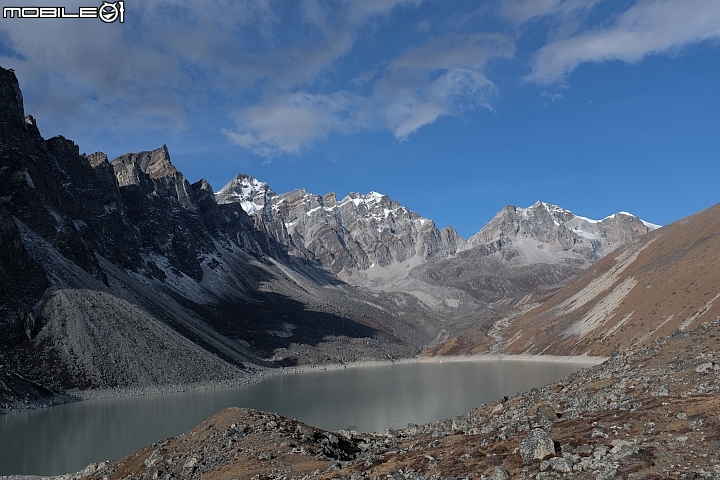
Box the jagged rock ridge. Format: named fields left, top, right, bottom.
left=215, top=177, right=657, bottom=319
left=0, top=65, right=427, bottom=412
left=429, top=199, right=720, bottom=358
left=499, top=199, right=720, bottom=356
left=411, top=201, right=658, bottom=312
left=217, top=174, right=465, bottom=275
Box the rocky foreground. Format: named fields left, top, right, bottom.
left=40, top=319, right=719, bottom=480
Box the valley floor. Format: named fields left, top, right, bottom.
left=6, top=320, right=718, bottom=480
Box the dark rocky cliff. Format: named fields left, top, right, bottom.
left=0, top=66, right=423, bottom=411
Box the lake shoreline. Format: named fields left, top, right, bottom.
left=279, top=352, right=606, bottom=375
left=1, top=353, right=608, bottom=415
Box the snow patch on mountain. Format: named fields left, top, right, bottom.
left=467, top=200, right=661, bottom=267
left=215, top=174, right=275, bottom=214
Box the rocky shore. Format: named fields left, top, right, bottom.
left=8, top=319, right=716, bottom=480
left=0, top=333, right=422, bottom=416
left=0, top=350, right=601, bottom=416
left=0, top=366, right=78, bottom=415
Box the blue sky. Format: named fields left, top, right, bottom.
left=1, top=0, right=719, bottom=238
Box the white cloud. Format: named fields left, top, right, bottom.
left=526, top=0, right=720, bottom=84
left=371, top=34, right=513, bottom=139
left=0, top=0, right=283, bottom=133
left=1, top=0, right=436, bottom=144
left=224, top=91, right=364, bottom=157
left=224, top=33, right=514, bottom=156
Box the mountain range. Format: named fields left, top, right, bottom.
left=0, top=63, right=699, bottom=413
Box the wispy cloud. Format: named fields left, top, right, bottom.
left=499, top=0, right=601, bottom=26
left=0, top=0, right=434, bottom=148
left=370, top=34, right=514, bottom=139
left=223, top=91, right=364, bottom=157
left=3, top=0, right=717, bottom=162
left=525, top=0, right=720, bottom=85
left=224, top=33, right=514, bottom=156
left=0, top=0, right=283, bottom=133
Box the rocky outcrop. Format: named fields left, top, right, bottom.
left=519, top=428, right=556, bottom=462
left=108, top=145, right=219, bottom=282
left=112, top=145, right=198, bottom=212
left=0, top=68, right=106, bottom=283
left=0, top=205, right=48, bottom=346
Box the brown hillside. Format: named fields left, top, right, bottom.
left=79, top=320, right=720, bottom=479
left=432, top=201, right=720, bottom=357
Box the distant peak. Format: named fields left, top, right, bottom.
left=366, top=191, right=385, bottom=201
left=193, top=178, right=213, bottom=193
left=215, top=172, right=275, bottom=213
left=347, top=191, right=386, bottom=199
left=146, top=145, right=176, bottom=177
left=110, top=145, right=180, bottom=186
left=530, top=200, right=568, bottom=213
left=217, top=173, right=271, bottom=192
left=603, top=211, right=661, bottom=229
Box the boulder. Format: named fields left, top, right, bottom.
left=519, top=428, right=555, bottom=462
left=535, top=404, right=558, bottom=423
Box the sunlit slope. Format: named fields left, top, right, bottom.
left=428, top=201, right=720, bottom=356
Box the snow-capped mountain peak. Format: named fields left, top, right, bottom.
left=215, top=174, right=276, bottom=215
left=468, top=200, right=661, bottom=265
left=215, top=174, right=458, bottom=273
left=602, top=211, right=662, bottom=230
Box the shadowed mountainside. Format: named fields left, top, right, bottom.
left=0, top=66, right=426, bottom=411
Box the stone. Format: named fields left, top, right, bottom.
left=535, top=404, right=557, bottom=423
left=487, top=465, right=511, bottom=480
left=519, top=428, right=555, bottom=462
left=549, top=457, right=572, bottom=473
left=296, top=424, right=315, bottom=438
left=695, top=362, right=713, bottom=373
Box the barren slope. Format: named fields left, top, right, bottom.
left=433, top=201, right=720, bottom=357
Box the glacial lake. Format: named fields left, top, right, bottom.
left=0, top=357, right=597, bottom=476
